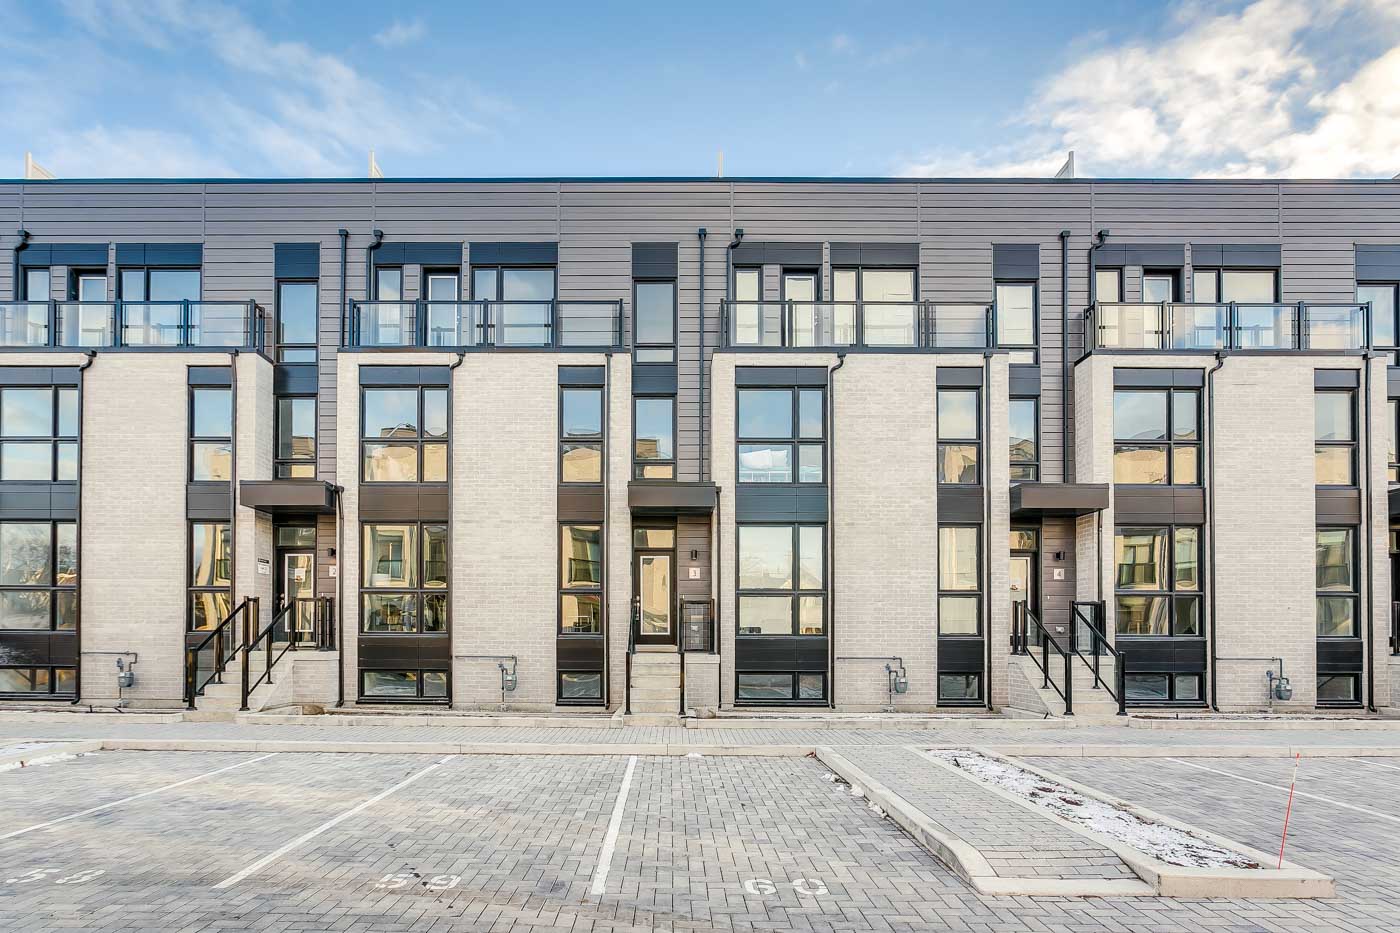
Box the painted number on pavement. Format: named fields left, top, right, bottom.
left=743, top=877, right=828, bottom=897
left=3, top=868, right=105, bottom=886
left=375, top=872, right=461, bottom=892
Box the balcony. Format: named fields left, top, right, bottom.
left=0, top=300, right=265, bottom=350
left=346, top=299, right=623, bottom=349
left=1087, top=301, right=1372, bottom=352
left=720, top=300, right=993, bottom=350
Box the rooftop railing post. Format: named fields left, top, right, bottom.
left=48, top=300, right=58, bottom=348
left=1227, top=302, right=1238, bottom=350
left=549, top=299, right=559, bottom=348
left=114, top=301, right=124, bottom=349
left=1297, top=301, right=1307, bottom=350
left=417, top=300, right=428, bottom=348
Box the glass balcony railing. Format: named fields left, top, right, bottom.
left=0, top=300, right=265, bottom=350
left=346, top=299, right=623, bottom=349
left=1088, top=301, right=1369, bottom=352
left=721, top=300, right=993, bottom=349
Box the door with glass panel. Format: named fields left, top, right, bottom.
left=633, top=528, right=676, bottom=647
left=783, top=271, right=818, bottom=347
left=279, top=551, right=316, bottom=644
left=1010, top=554, right=1035, bottom=646
left=475, top=266, right=555, bottom=345
left=424, top=271, right=460, bottom=346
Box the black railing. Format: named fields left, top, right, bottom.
left=240, top=598, right=284, bottom=712
left=1070, top=601, right=1127, bottom=716
left=1011, top=601, right=1074, bottom=716
left=346, top=299, right=624, bottom=349
left=0, top=300, right=265, bottom=351
left=184, top=597, right=254, bottom=707
left=1391, top=601, right=1399, bottom=655
left=1087, top=301, right=1371, bottom=352
left=720, top=300, right=994, bottom=350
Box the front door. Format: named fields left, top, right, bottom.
left=1010, top=554, right=1035, bottom=645
left=279, top=551, right=315, bottom=644
left=634, top=551, right=675, bottom=647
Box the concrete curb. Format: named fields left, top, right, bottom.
left=0, top=740, right=102, bottom=768
left=1129, top=717, right=1400, bottom=731
left=83, top=738, right=817, bottom=757
left=813, top=746, right=1155, bottom=898
left=955, top=747, right=1335, bottom=899
left=966, top=743, right=1400, bottom=757
left=238, top=713, right=621, bottom=729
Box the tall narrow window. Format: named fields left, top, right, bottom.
left=359, top=522, right=449, bottom=702
left=995, top=283, right=1036, bottom=356
left=276, top=397, right=316, bottom=479
left=737, top=387, right=824, bottom=484
left=23, top=269, right=50, bottom=301
left=634, top=281, right=676, bottom=363
left=1114, top=525, right=1203, bottom=703
left=937, top=526, right=980, bottom=636
left=937, top=388, right=980, bottom=485
left=1359, top=282, right=1398, bottom=353
left=0, top=386, right=77, bottom=482
left=276, top=281, right=318, bottom=362
left=732, top=268, right=764, bottom=345
left=1009, top=398, right=1038, bottom=481
left=1315, top=528, right=1356, bottom=638
left=361, top=386, right=448, bottom=483
left=189, top=522, right=231, bottom=631
left=559, top=524, right=602, bottom=635
left=1314, top=388, right=1355, bottom=486
left=1095, top=268, right=1123, bottom=303
left=560, top=387, right=603, bottom=483
left=1113, top=387, right=1200, bottom=485
left=633, top=397, right=675, bottom=480
left=189, top=387, right=232, bottom=482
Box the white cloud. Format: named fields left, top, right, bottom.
left=830, top=33, right=853, bottom=53
left=373, top=18, right=427, bottom=48
left=900, top=0, right=1400, bottom=178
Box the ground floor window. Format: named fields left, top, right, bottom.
left=1316, top=673, right=1358, bottom=705
left=938, top=672, right=981, bottom=702
left=560, top=671, right=602, bottom=700
left=0, top=666, right=75, bottom=696
left=737, top=671, right=825, bottom=702
left=189, top=522, right=231, bottom=631
left=360, top=669, right=448, bottom=700
left=1125, top=672, right=1201, bottom=702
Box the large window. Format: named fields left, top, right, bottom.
left=833, top=267, right=915, bottom=346
left=634, top=281, right=676, bottom=363
left=1359, top=282, right=1398, bottom=353
left=737, top=524, right=825, bottom=637
left=276, top=281, right=317, bottom=363
left=119, top=267, right=200, bottom=302
left=361, top=386, right=448, bottom=483
left=361, top=523, right=448, bottom=633
left=189, top=522, right=231, bottom=631
left=559, top=525, right=602, bottom=636
left=633, top=397, right=675, bottom=480
left=560, top=387, right=603, bottom=484
left=737, top=387, right=824, bottom=484
left=1009, top=398, right=1038, bottom=481
left=23, top=268, right=51, bottom=301
left=0, top=522, right=77, bottom=632
left=1315, top=528, right=1356, bottom=638
left=1114, top=526, right=1201, bottom=637
left=0, top=386, right=77, bottom=482
left=937, top=388, right=980, bottom=485
left=189, top=387, right=232, bottom=482
left=473, top=266, right=555, bottom=345
left=360, top=669, right=448, bottom=700
left=995, top=283, right=1036, bottom=360
left=276, top=397, right=316, bottom=479
left=1192, top=268, right=1277, bottom=303
left=1315, top=388, right=1355, bottom=486
left=1113, top=387, right=1200, bottom=485
left=938, top=526, right=980, bottom=636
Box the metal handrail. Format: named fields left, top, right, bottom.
left=346, top=298, right=624, bottom=349
left=242, top=598, right=296, bottom=711
left=184, top=597, right=252, bottom=707
left=1087, top=300, right=1369, bottom=352
left=624, top=596, right=638, bottom=715
left=1069, top=601, right=1127, bottom=716
left=0, top=299, right=264, bottom=351
left=720, top=299, right=993, bottom=350
left=1011, top=602, right=1074, bottom=715
left=1391, top=601, right=1399, bottom=655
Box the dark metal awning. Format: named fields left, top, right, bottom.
left=239, top=480, right=337, bottom=515
left=1011, top=482, right=1109, bottom=518
left=628, top=482, right=718, bottom=515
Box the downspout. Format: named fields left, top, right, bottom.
left=71, top=350, right=96, bottom=703
left=725, top=228, right=745, bottom=303
left=697, top=228, right=708, bottom=481
left=334, top=483, right=345, bottom=707
left=827, top=352, right=846, bottom=708
left=448, top=351, right=466, bottom=707
left=228, top=349, right=239, bottom=654
left=13, top=229, right=31, bottom=300
left=603, top=350, right=613, bottom=709
left=983, top=351, right=994, bottom=710
left=363, top=228, right=384, bottom=332
left=1365, top=353, right=1377, bottom=712
left=337, top=229, right=349, bottom=346
left=1058, top=230, right=1072, bottom=482
left=1207, top=351, right=1226, bottom=710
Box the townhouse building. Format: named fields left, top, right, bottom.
left=0, top=176, right=1396, bottom=716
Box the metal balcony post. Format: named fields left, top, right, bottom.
left=1041, top=634, right=1050, bottom=689
left=47, top=300, right=58, bottom=348
left=1227, top=302, right=1238, bottom=350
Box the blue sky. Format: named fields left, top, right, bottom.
left=2, top=0, right=1398, bottom=179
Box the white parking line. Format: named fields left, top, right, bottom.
left=1, top=753, right=276, bottom=841
left=1349, top=757, right=1400, bottom=774
left=589, top=755, right=637, bottom=897
left=214, top=754, right=456, bottom=889
left=1170, top=758, right=1400, bottom=826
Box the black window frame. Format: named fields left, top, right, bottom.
left=1315, top=526, right=1358, bottom=641
left=1140, top=269, right=1180, bottom=303
left=0, top=385, right=78, bottom=483
left=735, top=523, right=826, bottom=638
left=1124, top=671, right=1203, bottom=704
left=275, top=395, right=317, bottom=480
left=1358, top=281, right=1399, bottom=358
left=69, top=269, right=108, bottom=302
left=21, top=266, right=51, bottom=301
left=275, top=279, right=319, bottom=363
left=0, top=520, right=77, bottom=633
left=1316, top=673, right=1360, bottom=707
left=187, top=520, right=232, bottom=632
left=937, top=386, right=981, bottom=486
left=632, top=278, right=677, bottom=364
left=359, top=521, right=450, bottom=635
left=736, top=671, right=827, bottom=703
left=937, top=523, right=981, bottom=637
left=1314, top=386, right=1357, bottom=488
left=559, top=523, right=603, bottom=637
left=1113, top=525, right=1204, bottom=641
left=360, top=385, right=449, bottom=485
left=994, top=281, right=1038, bottom=360
left=117, top=266, right=202, bottom=301
left=1112, top=386, right=1201, bottom=486
left=1191, top=268, right=1279, bottom=303
left=188, top=385, right=233, bottom=483
left=1009, top=396, right=1039, bottom=482
left=359, top=669, right=449, bottom=701
left=559, top=385, right=604, bottom=486
left=0, top=665, right=76, bottom=698
left=1388, top=397, right=1399, bottom=485
left=373, top=266, right=404, bottom=301
left=632, top=394, right=676, bottom=481
left=735, top=386, right=826, bottom=486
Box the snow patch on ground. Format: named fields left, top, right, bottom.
left=928, top=749, right=1260, bottom=870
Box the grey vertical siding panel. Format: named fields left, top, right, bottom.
left=1038, top=517, right=1077, bottom=633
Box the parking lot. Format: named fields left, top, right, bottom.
left=2, top=746, right=1399, bottom=931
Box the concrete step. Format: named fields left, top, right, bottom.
left=631, top=670, right=680, bottom=688
left=625, top=713, right=680, bottom=726
left=631, top=685, right=681, bottom=702
left=631, top=654, right=681, bottom=669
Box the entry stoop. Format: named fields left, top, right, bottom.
left=1006, top=653, right=1123, bottom=719
left=630, top=649, right=682, bottom=715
